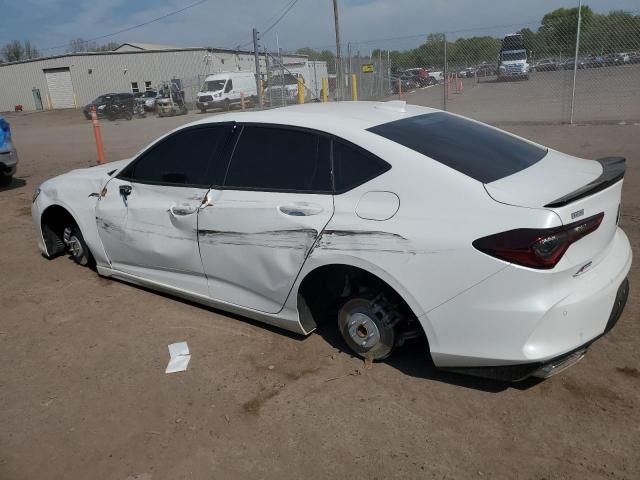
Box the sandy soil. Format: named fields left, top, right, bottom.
left=0, top=109, right=638, bottom=480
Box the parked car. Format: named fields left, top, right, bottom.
left=475, top=64, right=497, bottom=76
left=136, top=90, right=158, bottom=111
left=390, top=76, right=417, bottom=93
left=629, top=51, right=640, bottom=64
left=459, top=67, right=477, bottom=78
left=0, top=115, right=18, bottom=186
left=585, top=55, right=607, bottom=68
left=32, top=101, right=631, bottom=381
left=403, top=68, right=436, bottom=86
left=562, top=57, right=588, bottom=70
left=83, top=93, right=135, bottom=119
left=532, top=58, right=558, bottom=71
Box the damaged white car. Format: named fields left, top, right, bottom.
left=32, top=102, right=631, bottom=381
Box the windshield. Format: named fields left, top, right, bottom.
left=201, top=80, right=226, bottom=92
left=269, top=74, right=299, bottom=86
left=501, top=51, right=527, bottom=61
left=143, top=91, right=156, bottom=98
left=91, top=96, right=106, bottom=104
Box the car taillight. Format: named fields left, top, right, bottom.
left=472, top=212, right=604, bottom=269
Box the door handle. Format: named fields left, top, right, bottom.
left=169, top=205, right=197, bottom=216
left=279, top=204, right=323, bottom=216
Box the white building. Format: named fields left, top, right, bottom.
left=0, top=43, right=311, bottom=111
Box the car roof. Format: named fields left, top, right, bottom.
left=187, top=101, right=440, bottom=134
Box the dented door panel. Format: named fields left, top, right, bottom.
left=97, top=180, right=209, bottom=295
left=198, top=189, right=334, bottom=313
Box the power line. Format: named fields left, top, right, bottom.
left=41, top=0, right=211, bottom=52
left=262, top=0, right=301, bottom=36
left=234, top=0, right=301, bottom=50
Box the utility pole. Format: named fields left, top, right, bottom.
left=252, top=28, right=264, bottom=108
left=264, top=47, right=272, bottom=106
left=332, top=0, right=342, bottom=101
left=443, top=33, right=448, bottom=111
left=279, top=48, right=286, bottom=107
left=347, top=42, right=352, bottom=98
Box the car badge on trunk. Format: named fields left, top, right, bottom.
left=573, top=261, right=593, bottom=277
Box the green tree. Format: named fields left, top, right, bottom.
left=539, top=6, right=594, bottom=56
left=1, top=40, right=25, bottom=62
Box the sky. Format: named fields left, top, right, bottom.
left=0, top=0, right=638, bottom=55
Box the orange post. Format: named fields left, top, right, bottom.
left=90, top=106, right=105, bottom=165
left=459, top=76, right=464, bottom=93
left=240, top=92, right=245, bottom=110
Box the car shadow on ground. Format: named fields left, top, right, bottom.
left=314, top=318, right=544, bottom=393
left=0, top=177, right=27, bottom=193
left=90, top=272, right=544, bottom=393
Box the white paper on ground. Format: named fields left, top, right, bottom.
left=166, top=341, right=191, bottom=373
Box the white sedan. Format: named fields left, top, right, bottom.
left=31, top=101, right=631, bottom=381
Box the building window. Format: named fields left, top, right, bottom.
left=131, top=82, right=139, bottom=93
left=144, top=81, right=152, bottom=91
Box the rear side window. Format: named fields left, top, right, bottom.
left=333, top=140, right=391, bottom=192
left=119, top=126, right=231, bottom=187
left=224, top=126, right=331, bottom=193
left=367, top=112, right=547, bottom=183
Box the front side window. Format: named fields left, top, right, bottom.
left=224, top=126, right=331, bottom=193
left=202, top=80, right=225, bottom=92
left=224, top=80, right=233, bottom=93
left=119, top=126, right=232, bottom=187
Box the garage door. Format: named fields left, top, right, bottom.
left=44, top=68, right=75, bottom=109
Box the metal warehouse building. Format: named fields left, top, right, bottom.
left=0, top=43, right=307, bottom=111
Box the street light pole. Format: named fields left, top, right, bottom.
left=570, top=0, right=583, bottom=124
left=332, top=0, right=342, bottom=101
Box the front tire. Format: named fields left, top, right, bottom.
left=338, top=294, right=401, bottom=360
left=63, top=225, right=92, bottom=267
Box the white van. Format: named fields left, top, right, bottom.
left=196, top=72, right=257, bottom=112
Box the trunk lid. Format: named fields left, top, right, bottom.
left=485, top=151, right=625, bottom=268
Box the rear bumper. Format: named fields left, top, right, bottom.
left=441, top=277, right=629, bottom=381
left=426, top=227, right=632, bottom=374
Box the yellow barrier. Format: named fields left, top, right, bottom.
left=351, top=74, right=358, bottom=101
left=322, top=78, right=328, bottom=102
left=297, top=78, right=305, bottom=104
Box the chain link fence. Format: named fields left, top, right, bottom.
left=284, top=7, right=640, bottom=125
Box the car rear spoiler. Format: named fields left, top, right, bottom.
left=544, top=157, right=626, bottom=208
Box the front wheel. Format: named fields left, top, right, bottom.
left=338, top=294, right=401, bottom=360
left=63, top=225, right=92, bottom=266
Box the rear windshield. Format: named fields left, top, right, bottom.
left=367, top=112, right=547, bottom=183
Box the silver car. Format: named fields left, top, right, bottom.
left=0, top=116, right=18, bottom=186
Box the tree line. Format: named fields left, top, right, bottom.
left=296, top=6, right=640, bottom=71
left=0, top=38, right=120, bottom=63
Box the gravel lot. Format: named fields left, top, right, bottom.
left=397, top=63, right=640, bottom=124
left=1, top=109, right=639, bottom=480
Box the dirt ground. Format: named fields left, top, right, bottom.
left=394, top=64, right=640, bottom=125
left=1, top=108, right=639, bottom=480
